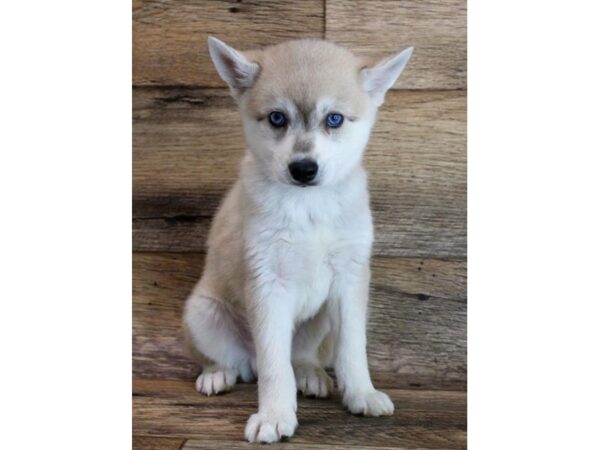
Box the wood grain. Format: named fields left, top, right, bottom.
left=133, top=88, right=466, bottom=258
left=133, top=379, right=466, bottom=449
left=133, top=252, right=466, bottom=390
left=133, top=436, right=185, bottom=450
left=183, top=440, right=439, bottom=450
left=326, top=0, right=467, bottom=90
left=133, top=0, right=324, bottom=87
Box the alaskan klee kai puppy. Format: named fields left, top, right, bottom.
left=183, top=37, right=413, bottom=443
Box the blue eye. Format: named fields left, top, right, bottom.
left=326, top=113, right=344, bottom=128
left=268, top=111, right=287, bottom=128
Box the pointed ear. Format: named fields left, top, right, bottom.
left=360, top=47, right=414, bottom=106
left=207, top=36, right=260, bottom=96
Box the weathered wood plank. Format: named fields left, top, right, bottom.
left=133, top=379, right=466, bottom=449
left=183, top=439, right=447, bottom=450
left=133, top=253, right=466, bottom=390
left=133, top=88, right=466, bottom=258
left=133, top=0, right=324, bottom=87
left=326, top=0, right=467, bottom=90
left=133, top=436, right=185, bottom=450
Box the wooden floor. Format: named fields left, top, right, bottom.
left=133, top=0, right=466, bottom=448
left=133, top=380, right=466, bottom=450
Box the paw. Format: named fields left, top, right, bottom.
left=294, top=363, right=333, bottom=398
left=244, top=410, right=298, bottom=443
left=195, top=365, right=237, bottom=396
left=343, top=389, right=394, bottom=416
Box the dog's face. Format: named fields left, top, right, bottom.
left=208, top=38, right=413, bottom=187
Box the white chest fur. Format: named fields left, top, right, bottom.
left=242, top=168, right=373, bottom=324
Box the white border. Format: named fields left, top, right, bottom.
left=1, top=1, right=131, bottom=448
left=469, top=1, right=600, bottom=449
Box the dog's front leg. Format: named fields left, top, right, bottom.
left=244, top=282, right=298, bottom=443
left=332, top=265, right=395, bottom=416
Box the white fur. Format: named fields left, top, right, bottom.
left=183, top=37, right=412, bottom=443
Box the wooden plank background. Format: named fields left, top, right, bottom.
left=326, top=0, right=467, bottom=90
left=133, top=0, right=466, bottom=90
left=133, top=1, right=466, bottom=447
left=133, top=0, right=325, bottom=87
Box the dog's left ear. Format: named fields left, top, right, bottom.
left=360, top=47, right=414, bottom=106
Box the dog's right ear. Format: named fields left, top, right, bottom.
left=207, top=37, right=260, bottom=96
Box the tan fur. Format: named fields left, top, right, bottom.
left=244, top=40, right=370, bottom=120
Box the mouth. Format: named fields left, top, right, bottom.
left=290, top=180, right=318, bottom=188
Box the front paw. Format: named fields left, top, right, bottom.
left=244, top=410, right=298, bottom=443
left=343, top=389, right=394, bottom=416
left=195, top=365, right=237, bottom=396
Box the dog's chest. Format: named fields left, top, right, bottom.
left=246, top=184, right=372, bottom=322
left=289, top=223, right=337, bottom=321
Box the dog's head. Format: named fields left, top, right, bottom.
left=208, top=38, right=413, bottom=187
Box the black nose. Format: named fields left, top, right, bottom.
left=288, top=160, right=318, bottom=184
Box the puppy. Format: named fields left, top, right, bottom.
left=183, top=37, right=413, bottom=443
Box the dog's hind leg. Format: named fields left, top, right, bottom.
left=292, top=305, right=334, bottom=398
left=183, top=288, right=255, bottom=396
